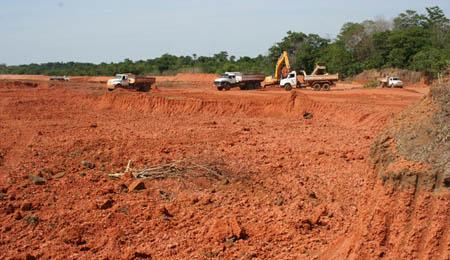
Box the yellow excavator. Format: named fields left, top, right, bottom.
left=263, top=51, right=292, bottom=86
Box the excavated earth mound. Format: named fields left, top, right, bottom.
left=326, top=84, right=450, bottom=259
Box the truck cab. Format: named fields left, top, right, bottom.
left=387, top=77, right=403, bottom=88
left=214, top=72, right=243, bottom=90
left=107, top=74, right=134, bottom=90
left=280, top=71, right=299, bottom=90
left=379, top=76, right=404, bottom=88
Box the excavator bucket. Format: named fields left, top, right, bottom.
left=263, top=76, right=277, bottom=87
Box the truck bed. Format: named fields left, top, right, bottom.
left=304, top=74, right=339, bottom=82
left=241, top=74, right=265, bottom=82
left=134, top=76, right=156, bottom=84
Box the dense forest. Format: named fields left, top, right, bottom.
left=1, top=6, right=449, bottom=79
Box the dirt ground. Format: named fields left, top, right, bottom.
left=0, top=76, right=447, bottom=259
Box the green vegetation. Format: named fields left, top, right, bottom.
left=0, top=6, right=448, bottom=79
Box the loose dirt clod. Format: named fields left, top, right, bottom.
left=29, top=175, right=46, bottom=185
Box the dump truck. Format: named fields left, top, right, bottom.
left=280, top=64, right=339, bottom=91
left=214, top=72, right=265, bottom=91
left=50, top=76, right=70, bottom=81
left=107, top=74, right=156, bottom=92
left=378, top=76, right=403, bottom=88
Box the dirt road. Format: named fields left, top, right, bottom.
left=1, top=77, right=444, bottom=259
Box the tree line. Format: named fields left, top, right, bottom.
left=0, top=6, right=448, bottom=79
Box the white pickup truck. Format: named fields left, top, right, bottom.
left=379, top=77, right=404, bottom=88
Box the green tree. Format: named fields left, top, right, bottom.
left=268, top=31, right=329, bottom=73
left=410, top=48, right=449, bottom=77
left=387, top=27, right=431, bottom=68
left=320, top=41, right=361, bottom=77
left=393, top=10, right=426, bottom=29
left=424, top=6, right=450, bottom=48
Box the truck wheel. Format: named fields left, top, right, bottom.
left=217, top=86, right=224, bottom=91
left=321, top=83, right=331, bottom=91
left=138, top=85, right=150, bottom=92
left=284, top=83, right=293, bottom=91
left=224, top=83, right=231, bottom=91
left=312, top=83, right=321, bottom=91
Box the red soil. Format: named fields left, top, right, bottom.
left=0, top=76, right=447, bottom=259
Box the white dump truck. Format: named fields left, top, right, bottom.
left=50, top=76, right=70, bottom=81
left=107, top=74, right=156, bottom=92
left=214, top=72, right=265, bottom=91
left=378, top=77, right=404, bottom=88
left=280, top=64, right=339, bottom=91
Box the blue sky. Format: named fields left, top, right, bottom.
left=1, top=0, right=449, bottom=65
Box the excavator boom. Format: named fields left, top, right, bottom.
left=275, top=51, right=291, bottom=80
left=263, top=51, right=291, bottom=86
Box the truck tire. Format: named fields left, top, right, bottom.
left=217, top=86, right=224, bottom=91
left=312, top=83, right=321, bottom=91
left=321, top=83, right=331, bottom=91
left=284, top=83, right=293, bottom=91
left=224, top=82, right=231, bottom=91
left=138, top=85, right=151, bottom=92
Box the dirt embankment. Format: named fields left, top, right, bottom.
left=326, top=84, right=450, bottom=259
left=0, top=73, right=218, bottom=85
left=353, top=69, right=425, bottom=85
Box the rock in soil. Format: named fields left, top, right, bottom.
left=158, top=206, right=173, bottom=220
left=208, top=217, right=247, bottom=242
left=24, top=215, right=40, bottom=226
left=131, top=251, right=152, bottom=259
left=29, top=175, right=46, bottom=185
left=21, top=202, right=33, bottom=211
left=52, top=172, right=66, bottom=179
left=25, top=254, right=37, bottom=260
left=99, top=199, right=115, bottom=210
left=81, top=160, right=96, bottom=169
left=128, top=180, right=146, bottom=192
left=303, top=112, right=314, bottom=120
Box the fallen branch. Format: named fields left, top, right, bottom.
left=110, top=160, right=225, bottom=180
